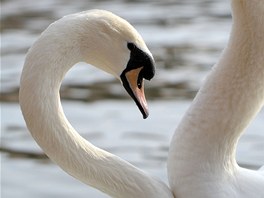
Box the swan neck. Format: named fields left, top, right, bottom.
left=19, top=15, right=173, bottom=198
left=168, top=1, right=264, bottom=196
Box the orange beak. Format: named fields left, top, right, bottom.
left=121, top=67, right=149, bottom=119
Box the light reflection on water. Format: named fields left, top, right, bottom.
left=1, top=0, right=263, bottom=197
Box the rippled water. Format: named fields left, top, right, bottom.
left=1, top=0, right=264, bottom=197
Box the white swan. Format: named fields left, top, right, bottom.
left=19, top=10, right=173, bottom=198
left=19, top=1, right=264, bottom=197
left=167, top=0, right=264, bottom=198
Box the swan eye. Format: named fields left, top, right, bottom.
left=137, top=80, right=142, bottom=89
left=137, top=71, right=143, bottom=89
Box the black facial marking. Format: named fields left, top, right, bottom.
left=121, top=42, right=155, bottom=81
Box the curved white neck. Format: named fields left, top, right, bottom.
left=168, top=0, right=264, bottom=194
left=19, top=16, right=173, bottom=198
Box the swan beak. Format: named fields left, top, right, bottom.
left=121, top=67, right=149, bottom=119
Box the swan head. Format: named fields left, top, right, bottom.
left=78, top=10, right=155, bottom=119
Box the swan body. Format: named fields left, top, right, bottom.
left=167, top=1, right=264, bottom=197
left=19, top=10, right=173, bottom=198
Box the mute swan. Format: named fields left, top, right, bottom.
left=167, top=0, right=264, bottom=198
left=19, top=10, right=173, bottom=198
left=19, top=1, right=264, bottom=198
